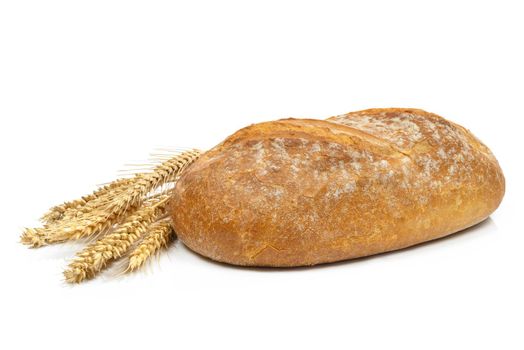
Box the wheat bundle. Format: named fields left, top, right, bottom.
left=22, top=149, right=202, bottom=283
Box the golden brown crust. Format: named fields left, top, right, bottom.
left=170, top=108, right=505, bottom=266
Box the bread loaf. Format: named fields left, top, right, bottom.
left=170, top=108, right=505, bottom=266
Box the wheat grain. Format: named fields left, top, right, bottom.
left=63, top=196, right=169, bottom=283
left=20, top=227, right=48, bottom=248
left=127, top=220, right=175, bottom=272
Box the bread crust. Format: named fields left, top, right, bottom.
left=170, top=108, right=505, bottom=266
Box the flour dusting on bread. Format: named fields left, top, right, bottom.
left=171, top=108, right=505, bottom=267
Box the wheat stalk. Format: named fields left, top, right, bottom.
left=127, top=220, right=175, bottom=272
left=63, top=196, right=170, bottom=283
left=40, top=178, right=134, bottom=224
left=21, top=202, right=141, bottom=247
left=21, top=149, right=202, bottom=248
left=22, top=148, right=202, bottom=282
left=68, top=148, right=200, bottom=232
left=22, top=178, right=138, bottom=247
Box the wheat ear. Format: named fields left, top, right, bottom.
left=20, top=227, right=49, bottom=248
left=40, top=178, right=134, bottom=224
left=21, top=202, right=141, bottom=247
left=22, top=178, right=135, bottom=247
left=63, top=196, right=170, bottom=283
left=127, top=220, right=175, bottom=272
left=56, top=148, right=200, bottom=240
left=21, top=149, right=201, bottom=247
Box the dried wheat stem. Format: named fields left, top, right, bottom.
left=21, top=150, right=200, bottom=247
left=144, top=148, right=201, bottom=187
left=40, top=178, right=134, bottom=224
left=127, top=220, right=175, bottom=272
left=86, top=149, right=200, bottom=223
left=64, top=149, right=200, bottom=235
left=57, top=178, right=140, bottom=222
left=22, top=150, right=201, bottom=247
left=23, top=148, right=202, bottom=282
left=42, top=149, right=199, bottom=224
left=21, top=201, right=141, bottom=247
left=63, top=196, right=170, bottom=283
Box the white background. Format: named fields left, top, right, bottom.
left=1, top=1, right=522, bottom=349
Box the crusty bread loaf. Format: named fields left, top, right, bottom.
left=170, top=108, right=505, bottom=266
